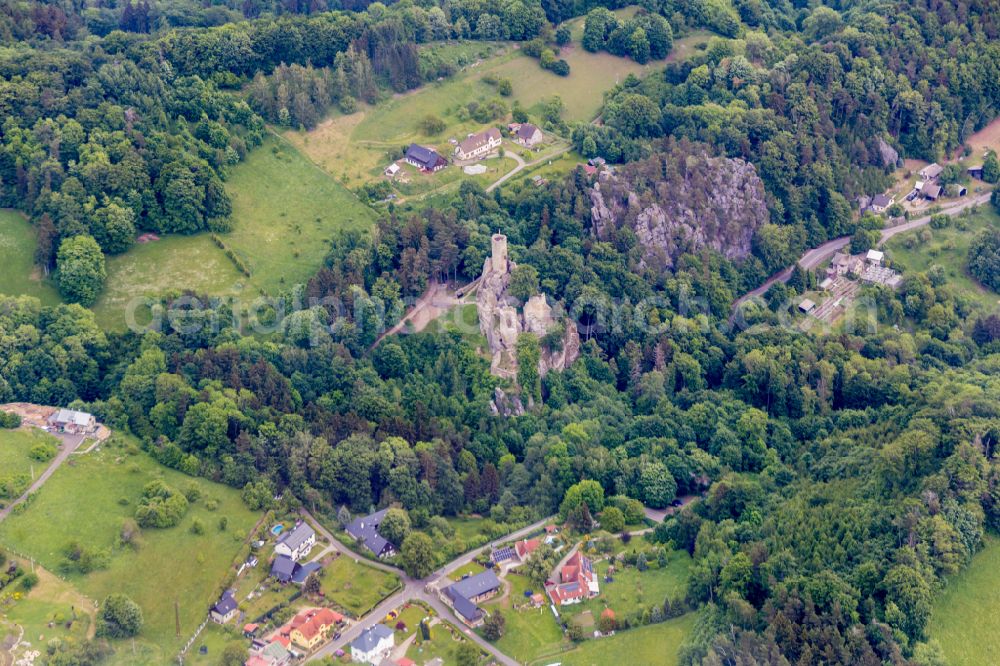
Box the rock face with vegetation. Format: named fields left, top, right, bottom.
left=477, top=233, right=580, bottom=381
left=589, top=143, right=769, bottom=269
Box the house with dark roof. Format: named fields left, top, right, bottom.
left=869, top=193, right=894, bottom=213
left=210, top=589, right=239, bottom=624
left=455, top=128, right=501, bottom=160
left=443, top=570, right=500, bottom=627
left=271, top=554, right=296, bottom=584
left=350, top=624, right=394, bottom=664
left=404, top=144, right=447, bottom=172
left=514, top=123, right=543, bottom=147
left=345, top=509, right=396, bottom=558
left=923, top=183, right=942, bottom=201
left=291, top=561, right=322, bottom=585
left=274, top=521, right=316, bottom=562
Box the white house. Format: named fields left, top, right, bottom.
left=47, top=409, right=96, bottom=434
left=384, top=163, right=400, bottom=177
left=455, top=128, right=501, bottom=160
left=351, top=624, right=394, bottom=665
left=866, top=249, right=884, bottom=266
left=273, top=522, right=316, bottom=562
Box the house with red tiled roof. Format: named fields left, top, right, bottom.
left=514, top=538, right=540, bottom=561
left=548, top=551, right=599, bottom=606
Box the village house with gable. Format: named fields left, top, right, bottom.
left=455, top=128, right=501, bottom=160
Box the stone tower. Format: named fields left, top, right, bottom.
left=490, top=232, right=508, bottom=273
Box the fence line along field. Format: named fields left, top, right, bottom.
left=0, top=437, right=261, bottom=665
left=90, top=135, right=376, bottom=330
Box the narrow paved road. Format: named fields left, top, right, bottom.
left=732, top=192, right=992, bottom=310
left=306, top=515, right=554, bottom=665
left=0, top=432, right=85, bottom=523
left=486, top=146, right=571, bottom=193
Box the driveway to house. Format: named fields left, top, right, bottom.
left=305, top=515, right=554, bottom=665
left=486, top=146, right=571, bottom=193
left=0, top=432, right=86, bottom=523
left=732, top=191, right=993, bottom=311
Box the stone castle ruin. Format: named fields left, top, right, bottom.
left=476, top=233, right=580, bottom=382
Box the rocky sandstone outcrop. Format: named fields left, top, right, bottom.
left=477, top=233, right=580, bottom=381
left=589, top=146, right=769, bottom=270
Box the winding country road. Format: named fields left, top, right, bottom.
left=305, top=515, right=555, bottom=665
left=732, top=192, right=992, bottom=309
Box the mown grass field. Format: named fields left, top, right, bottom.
left=0, top=440, right=260, bottom=664
left=92, top=135, right=376, bottom=330
left=223, top=134, right=376, bottom=292
left=0, top=209, right=61, bottom=305
left=91, top=233, right=244, bottom=330
left=550, top=613, right=695, bottom=666
left=319, top=554, right=401, bottom=616
left=884, top=206, right=1000, bottom=312
left=0, top=428, right=59, bottom=499
left=929, top=533, right=1000, bottom=666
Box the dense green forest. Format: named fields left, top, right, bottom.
left=2, top=0, right=1000, bottom=663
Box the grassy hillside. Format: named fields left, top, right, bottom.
left=285, top=11, right=695, bottom=197
left=885, top=207, right=1000, bottom=312
left=223, top=134, right=377, bottom=293
left=0, top=428, right=60, bottom=500
left=0, top=209, right=61, bottom=305
left=0, top=439, right=260, bottom=664
left=929, top=534, right=1000, bottom=666
left=92, top=135, right=376, bottom=330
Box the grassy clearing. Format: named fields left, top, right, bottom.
left=184, top=621, right=245, bottom=666
left=92, top=135, right=375, bottom=330
left=884, top=207, right=1000, bottom=312
left=0, top=209, right=61, bottom=305
left=91, top=233, right=242, bottom=330
left=319, top=554, right=401, bottom=617
left=929, top=533, right=1000, bottom=666
left=0, top=440, right=260, bottom=664
left=223, top=134, right=376, bottom=293
left=0, top=428, right=60, bottom=500
left=548, top=613, right=695, bottom=666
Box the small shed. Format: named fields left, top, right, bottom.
left=968, top=165, right=984, bottom=180
left=384, top=163, right=400, bottom=177
left=798, top=299, right=816, bottom=314
left=866, top=249, right=884, bottom=265
left=819, top=277, right=834, bottom=290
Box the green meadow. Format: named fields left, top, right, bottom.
left=91, top=135, right=376, bottom=330
left=884, top=207, right=1000, bottom=312
left=0, top=439, right=260, bottom=664
left=929, top=533, right=1000, bottom=666
left=551, top=613, right=695, bottom=666
left=0, top=428, right=60, bottom=499
left=0, top=209, right=61, bottom=305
